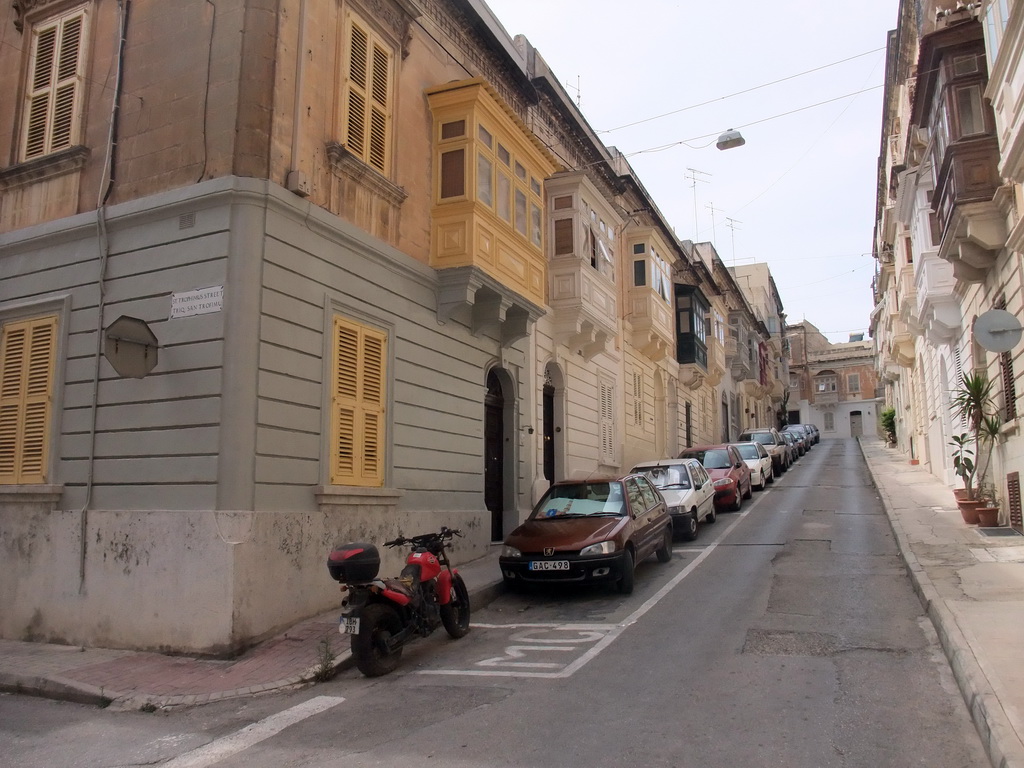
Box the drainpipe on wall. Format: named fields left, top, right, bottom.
left=79, top=0, right=129, bottom=592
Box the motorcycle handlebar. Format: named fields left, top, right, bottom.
left=383, top=527, right=463, bottom=548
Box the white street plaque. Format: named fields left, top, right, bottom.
left=170, top=286, right=224, bottom=319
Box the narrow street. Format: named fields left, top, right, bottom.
left=2, top=439, right=988, bottom=767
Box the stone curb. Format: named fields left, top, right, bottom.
left=3, top=579, right=506, bottom=712
left=858, top=438, right=1024, bottom=768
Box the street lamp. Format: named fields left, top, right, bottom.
left=716, top=129, right=745, bottom=151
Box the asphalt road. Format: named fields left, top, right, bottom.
left=1, top=439, right=989, bottom=768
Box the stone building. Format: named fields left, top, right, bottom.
left=0, top=0, right=788, bottom=652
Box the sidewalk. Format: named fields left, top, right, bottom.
left=0, top=544, right=506, bottom=712
left=2, top=442, right=1023, bottom=767
left=859, top=435, right=1024, bottom=768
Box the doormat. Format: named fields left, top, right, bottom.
left=977, top=527, right=1024, bottom=537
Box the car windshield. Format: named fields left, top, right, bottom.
left=745, top=432, right=772, bottom=445
left=687, top=449, right=732, bottom=469
left=531, top=482, right=625, bottom=519
left=635, top=465, right=691, bottom=490
left=733, top=444, right=760, bottom=460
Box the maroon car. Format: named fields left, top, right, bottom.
left=498, top=474, right=674, bottom=595
left=678, top=444, right=752, bottom=511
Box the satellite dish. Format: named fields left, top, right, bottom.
left=974, top=309, right=1023, bottom=353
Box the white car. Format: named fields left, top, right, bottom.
left=630, top=458, right=716, bottom=541
left=731, top=441, right=774, bottom=490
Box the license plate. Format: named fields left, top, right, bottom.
left=529, top=560, right=569, bottom=571
left=340, top=617, right=360, bottom=635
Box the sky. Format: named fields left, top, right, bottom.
left=481, top=0, right=898, bottom=343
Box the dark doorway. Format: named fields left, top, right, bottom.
left=485, top=370, right=505, bottom=541
left=543, top=382, right=555, bottom=485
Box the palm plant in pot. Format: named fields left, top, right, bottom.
left=949, top=371, right=1001, bottom=521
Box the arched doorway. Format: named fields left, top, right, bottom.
left=850, top=410, right=863, bottom=437
left=485, top=368, right=516, bottom=542
left=542, top=362, right=566, bottom=486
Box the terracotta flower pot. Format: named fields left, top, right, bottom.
left=953, top=488, right=969, bottom=501
left=976, top=507, right=1000, bottom=527
left=957, top=499, right=982, bottom=525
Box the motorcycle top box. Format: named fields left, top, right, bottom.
left=327, top=543, right=380, bottom=582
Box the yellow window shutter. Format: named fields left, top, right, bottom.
left=342, top=15, right=392, bottom=174
left=23, top=10, right=84, bottom=160
left=367, top=42, right=391, bottom=173
left=331, top=316, right=386, bottom=486
left=345, top=21, right=369, bottom=158
left=0, top=316, right=58, bottom=484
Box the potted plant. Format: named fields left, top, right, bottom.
left=880, top=407, right=897, bottom=447
left=949, top=371, right=999, bottom=503
left=976, top=480, right=1001, bottom=527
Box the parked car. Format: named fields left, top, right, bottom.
left=806, top=424, right=820, bottom=444
left=780, top=429, right=802, bottom=460
left=736, top=427, right=789, bottom=474
left=678, top=444, right=752, bottom=512
left=782, top=426, right=807, bottom=456
left=731, top=441, right=774, bottom=490
left=499, top=474, right=673, bottom=594
left=631, top=457, right=716, bottom=541
left=784, top=424, right=813, bottom=452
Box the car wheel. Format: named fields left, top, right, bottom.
left=766, top=465, right=775, bottom=484
left=617, top=549, right=635, bottom=595
left=732, top=491, right=743, bottom=512
left=656, top=526, right=673, bottom=562
left=706, top=506, right=717, bottom=524
left=743, top=478, right=753, bottom=500
left=681, top=510, right=698, bottom=542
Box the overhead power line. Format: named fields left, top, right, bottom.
left=599, top=47, right=886, bottom=134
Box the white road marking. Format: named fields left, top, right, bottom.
left=152, top=696, right=345, bottom=768
left=422, top=499, right=761, bottom=679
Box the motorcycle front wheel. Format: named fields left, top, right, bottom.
left=440, top=573, right=471, bottom=639
left=352, top=603, right=404, bottom=677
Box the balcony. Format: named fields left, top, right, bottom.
left=550, top=257, right=617, bottom=360
left=915, top=250, right=961, bottom=344
left=629, top=288, right=674, bottom=362
left=935, top=137, right=1006, bottom=283
left=814, top=390, right=839, bottom=408
left=706, top=335, right=726, bottom=388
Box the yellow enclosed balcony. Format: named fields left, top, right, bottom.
left=427, top=79, right=559, bottom=344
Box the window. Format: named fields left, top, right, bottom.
left=815, top=376, right=837, bottom=392
left=341, top=13, right=394, bottom=175
left=22, top=7, right=87, bottom=161
left=955, top=84, right=986, bottom=136
left=824, top=412, right=835, bottom=431
left=599, top=379, right=615, bottom=464
left=632, top=369, right=644, bottom=428
left=633, top=260, right=646, bottom=287
left=1001, top=350, right=1017, bottom=423
left=0, top=315, right=58, bottom=484
left=651, top=246, right=671, bottom=303
left=330, top=315, right=387, bottom=487
left=847, top=373, right=861, bottom=393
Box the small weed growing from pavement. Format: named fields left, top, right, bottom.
left=140, top=702, right=158, bottom=713
left=314, top=637, right=337, bottom=682
left=98, top=688, right=112, bottom=708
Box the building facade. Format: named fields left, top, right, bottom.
left=0, top=0, right=790, bottom=653
left=872, top=0, right=1024, bottom=526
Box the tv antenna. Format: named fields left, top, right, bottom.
left=725, top=217, right=743, bottom=264
left=565, top=76, right=582, bottom=108
left=706, top=202, right=726, bottom=244
left=685, top=168, right=710, bottom=238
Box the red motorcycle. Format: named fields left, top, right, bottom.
left=327, top=526, right=471, bottom=676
